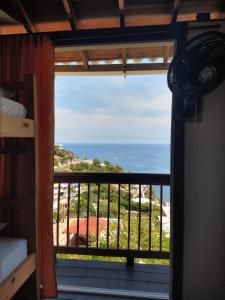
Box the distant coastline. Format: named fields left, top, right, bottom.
left=56, top=143, right=170, bottom=174
left=55, top=143, right=170, bottom=201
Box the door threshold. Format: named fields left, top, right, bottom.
left=58, top=285, right=169, bottom=299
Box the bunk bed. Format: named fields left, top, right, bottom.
left=0, top=74, right=39, bottom=299
left=0, top=82, right=34, bottom=138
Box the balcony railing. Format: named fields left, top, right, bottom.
left=53, top=172, right=170, bottom=261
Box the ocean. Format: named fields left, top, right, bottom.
left=62, top=143, right=170, bottom=174
left=61, top=143, right=170, bottom=201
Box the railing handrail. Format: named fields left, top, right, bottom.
left=54, top=172, right=170, bottom=185
left=53, top=172, right=171, bottom=261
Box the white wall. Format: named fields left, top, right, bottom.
left=183, top=23, right=225, bottom=300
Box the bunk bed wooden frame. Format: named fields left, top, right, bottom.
left=0, top=253, right=36, bottom=300
left=0, top=77, right=35, bottom=138
left=0, top=114, right=34, bottom=137
left=0, top=74, right=39, bottom=300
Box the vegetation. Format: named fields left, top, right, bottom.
left=57, top=210, right=169, bottom=265
left=54, top=145, right=77, bottom=169
left=70, top=159, right=123, bottom=173
left=54, top=145, right=76, bottom=160
left=54, top=145, right=170, bottom=265
left=54, top=145, right=124, bottom=173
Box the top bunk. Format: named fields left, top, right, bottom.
left=0, top=75, right=35, bottom=138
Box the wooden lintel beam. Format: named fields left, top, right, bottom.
left=55, top=63, right=169, bottom=74
left=62, top=0, right=76, bottom=30
left=118, top=0, right=125, bottom=27
left=171, top=0, right=181, bottom=23
left=81, top=50, right=89, bottom=70
left=16, top=0, right=35, bottom=33
left=56, top=41, right=174, bottom=52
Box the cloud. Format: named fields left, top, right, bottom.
left=55, top=107, right=171, bottom=143
left=55, top=75, right=172, bottom=143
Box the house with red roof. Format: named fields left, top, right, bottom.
left=63, top=216, right=107, bottom=246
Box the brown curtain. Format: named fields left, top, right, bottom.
left=0, top=35, right=57, bottom=297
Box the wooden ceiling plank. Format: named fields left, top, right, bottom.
left=62, top=0, right=77, bottom=30
left=171, top=0, right=182, bottom=23
left=0, top=24, right=26, bottom=35
left=16, top=0, right=35, bottom=33
left=81, top=50, right=89, bottom=70
left=33, top=21, right=71, bottom=32
left=118, top=0, right=125, bottom=27
left=55, top=46, right=173, bottom=63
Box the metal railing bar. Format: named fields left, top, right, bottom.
left=55, top=246, right=170, bottom=259
left=117, top=184, right=121, bottom=249
left=56, top=183, right=61, bottom=247
left=149, top=185, right=152, bottom=251
left=54, top=172, right=170, bottom=185
left=86, top=183, right=90, bottom=248
left=76, top=183, right=80, bottom=248
left=53, top=173, right=170, bottom=260
left=138, top=184, right=141, bottom=251
left=160, top=185, right=163, bottom=251
left=107, top=184, right=110, bottom=249
left=127, top=184, right=131, bottom=250
left=96, top=183, right=100, bottom=248
left=66, top=183, right=71, bottom=247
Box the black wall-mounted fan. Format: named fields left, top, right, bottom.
left=168, top=31, right=225, bottom=120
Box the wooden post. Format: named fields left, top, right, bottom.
left=126, top=256, right=134, bottom=267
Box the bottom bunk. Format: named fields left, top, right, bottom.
left=0, top=237, right=36, bottom=300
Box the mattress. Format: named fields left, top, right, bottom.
left=0, top=237, right=27, bottom=282
left=0, top=97, right=27, bottom=117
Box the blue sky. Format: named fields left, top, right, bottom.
left=55, top=74, right=172, bottom=144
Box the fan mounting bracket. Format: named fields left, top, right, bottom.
left=196, top=12, right=211, bottom=22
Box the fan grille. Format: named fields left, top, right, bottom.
left=168, top=31, right=225, bottom=101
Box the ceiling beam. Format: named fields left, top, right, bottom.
left=81, top=50, right=89, bottom=70
left=171, top=0, right=181, bottom=23
left=50, top=24, right=176, bottom=47
left=16, top=0, right=35, bottom=33
left=62, top=0, right=77, bottom=30
left=0, top=24, right=27, bottom=35
left=118, top=0, right=125, bottom=27
left=55, top=63, right=169, bottom=75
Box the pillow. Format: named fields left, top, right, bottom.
left=0, top=97, right=27, bottom=117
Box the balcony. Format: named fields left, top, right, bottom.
left=53, top=172, right=170, bottom=299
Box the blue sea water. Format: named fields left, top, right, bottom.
left=61, top=143, right=170, bottom=201
left=62, top=143, right=170, bottom=174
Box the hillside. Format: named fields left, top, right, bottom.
left=54, top=145, right=124, bottom=173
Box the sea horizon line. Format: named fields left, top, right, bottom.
left=55, top=142, right=170, bottom=145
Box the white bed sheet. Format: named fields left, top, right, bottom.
left=0, top=237, right=27, bottom=282
left=0, top=97, right=27, bottom=117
